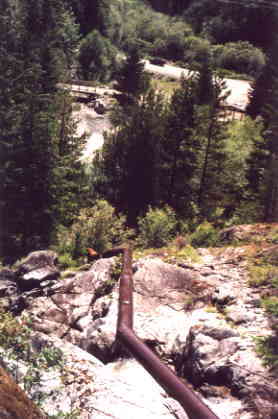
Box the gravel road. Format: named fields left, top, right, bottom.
left=72, top=62, right=252, bottom=162
left=143, top=60, right=251, bottom=111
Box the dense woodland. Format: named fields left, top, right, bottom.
left=1, top=0, right=278, bottom=264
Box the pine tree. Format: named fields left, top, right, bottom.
left=247, top=36, right=278, bottom=221
left=247, top=54, right=273, bottom=120
left=195, top=68, right=229, bottom=217
left=116, top=49, right=150, bottom=101
left=262, top=41, right=278, bottom=221
left=0, top=0, right=26, bottom=260
left=161, top=74, right=199, bottom=217
left=93, top=89, right=165, bottom=225
left=0, top=0, right=84, bottom=262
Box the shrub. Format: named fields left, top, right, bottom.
left=55, top=200, right=133, bottom=258
left=58, top=253, right=78, bottom=270
left=175, top=245, right=201, bottom=264
left=262, top=297, right=278, bottom=317
left=248, top=264, right=278, bottom=288
left=137, top=206, right=177, bottom=248
left=190, top=222, right=219, bottom=247
left=78, top=30, right=120, bottom=81
left=212, top=41, right=265, bottom=78
left=183, top=36, right=211, bottom=68
left=255, top=335, right=278, bottom=370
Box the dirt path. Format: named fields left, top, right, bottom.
left=143, top=60, right=251, bottom=111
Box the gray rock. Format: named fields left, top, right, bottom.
left=0, top=268, right=18, bottom=298
left=200, top=325, right=239, bottom=340
left=19, top=267, right=60, bottom=291
left=19, top=257, right=117, bottom=355
left=226, top=306, right=255, bottom=324
left=91, top=359, right=190, bottom=419
left=180, top=327, right=241, bottom=388
left=212, top=286, right=236, bottom=306
left=16, top=250, right=58, bottom=275
left=0, top=268, right=16, bottom=282
left=0, top=280, right=18, bottom=297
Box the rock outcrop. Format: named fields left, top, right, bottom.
left=0, top=236, right=277, bottom=418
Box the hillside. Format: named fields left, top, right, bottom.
left=1, top=2, right=278, bottom=417
left=0, top=224, right=277, bottom=418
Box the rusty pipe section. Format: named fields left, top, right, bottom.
left=117, top=246, right=133, bottom=330
left=116, top=247, right=219, bottom=419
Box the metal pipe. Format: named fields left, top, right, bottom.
left=116, top=247, right=219, bottom=419
left=117, top=246, right=133, bottom=330
left=118, top=324, right=218, bottom=419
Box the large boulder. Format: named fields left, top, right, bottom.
left=16, top=251, right=60, bottom=291
left=16, top=250, right=58, bottom=275
left=133, top=257, right=212, bottom=306
left=179, top=324, right=268, bottom=399
left=19, top=258, right=117, bottom=350
left=83, top=257, right=214, bottom=363
left=0, top=268, right=18, bottom=298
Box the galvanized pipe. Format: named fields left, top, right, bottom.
left=116, top=247, right=219, bottom=419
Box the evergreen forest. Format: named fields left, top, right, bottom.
left=1, top=0, right=278, bottom=265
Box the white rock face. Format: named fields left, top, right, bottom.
left=91, top=360, right=189, bottom=419
left=1, top=240, right=277, bottom=418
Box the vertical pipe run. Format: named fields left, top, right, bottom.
left=117, top=247, right=133, bottom=331
left=116, top=247, right=219, bottom=419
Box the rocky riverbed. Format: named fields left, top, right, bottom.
left=0, top=225, right=277, bottom=418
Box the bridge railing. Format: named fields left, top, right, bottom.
left=115, top=246, right=219, bottom=419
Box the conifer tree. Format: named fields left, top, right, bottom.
left=116, top=49, right=150, bottom=100
left=247, top=54, right=273, bottom=120
left=0, top=0, right=84, bottom=262
left=93, top=89, right=165, bottom=225
left=161, top=74, right=199, bottom=217
left=195, top=65, right=228, bottom=216
left=247, top=36, right=278, bottom=221
left=261, top=40, right=278, bottom=221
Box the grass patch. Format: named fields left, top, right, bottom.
left=151, top=78, right=179, bottom=98
left=261, top=296, right=278, bottom=317
left=134, top=244, right=201, bottom=264
left=248, top=264, right=278, bottom=288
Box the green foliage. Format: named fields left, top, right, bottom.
left=212, top=42, right=265, bottom=78
left=116, top=49, right=150, bottom=98
left=262, top=297, right=278, bottom=317
left=58, top=252, right=78, bottom=270
left=173, top=245, right=201, bottom=264
left=183, top=36, right=211, bottom=69
left=0, top=310, right=64, bottom=368
left=183, top=0, right=276, bottom=50
left=255, top=335, right=278, bottom=370
left=161, top=74, right=200, bottom=217
left=55, top=200, right=133, bottom=257
left=119, top=2, right=193, bottom=60
left=190, top=222, right=219, bottom=248
left=93, top=89, right=166, bottom=225
left=137, top=206, right=177, bottom=248
left=248, top=264, right=278, bottom=288
left=0, top=0, right=84, bottom=263
left=218, top=117, right=265, bottom=220
left=78, top=30, right=120, bottom=81
left=223, top=201, right=264, bottom=227
left=49, top=410, right=81, bottom=419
